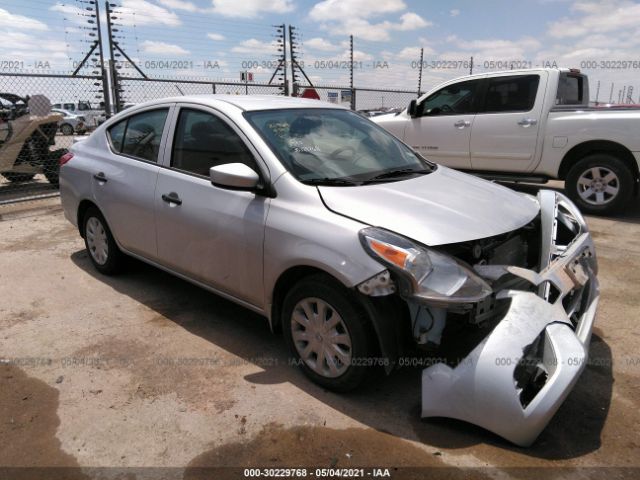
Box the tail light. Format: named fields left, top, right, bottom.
left=60, top=152, right=74, bottom=166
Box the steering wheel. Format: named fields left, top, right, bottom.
left=440, top=104, right=453, bottom=113
left=329, top=146, right=356, bottom=161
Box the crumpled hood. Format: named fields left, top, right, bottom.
left=318, top=166, right=540, bottom=246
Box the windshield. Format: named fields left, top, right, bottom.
left=244, top=108, right=434, bottom=185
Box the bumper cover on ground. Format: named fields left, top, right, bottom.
left=420, top=191, right=599, bottom=447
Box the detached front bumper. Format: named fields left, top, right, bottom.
left=420, top=190, right=599, bottom=447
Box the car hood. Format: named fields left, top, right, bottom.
left=317, top=166, right=540, bottom=246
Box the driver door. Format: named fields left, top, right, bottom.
left=404, top=77, right=484, bottom=169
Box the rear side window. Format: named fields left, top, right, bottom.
left=107, top=108, right=169, bottom=163
left=482, top=75, right=540, bottom=113
left=556, top=74, right=587, bottom=105
left=107, top=120, right=126, bottom=151
left=171, top=108, right=257, bottom=177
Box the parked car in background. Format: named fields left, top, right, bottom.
left=52, top=108, right=86, bottom=135
left=52, top=100, right=105, bottom=128
left=60, top=95, right=599, bottom=447
left=0, top=93, right=65, bottom=184
left=373, top=68, right=640, bottom=215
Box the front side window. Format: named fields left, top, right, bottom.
left=418, top=80, right=479, bottom=116
left=64, top=103, right=75, bottom=111
left=106, top=108, right=169, bottom=162
left=78, top=102, right=91, bottom=111
left=171, top=108, right=257, bottom=177
left=245, top=108, right=434, bottom=185
left=482, top=75, right=540, bottom=113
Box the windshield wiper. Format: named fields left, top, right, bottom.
left=362, top=167, right=432, bottom=183
left=302, top=177, right=361, bottom=186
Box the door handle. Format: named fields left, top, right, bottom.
left=93, top=172, right=107, bottom=183
left=517, top=118, right=538, bottom=127
left=453, top=120, right=471, bottom=129
left=161, top=192, right=182, bottom=206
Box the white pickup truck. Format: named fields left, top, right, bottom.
left=373, top=68, right=640, bottom=215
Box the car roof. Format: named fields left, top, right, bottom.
left=128, top=94, right=346, bottom=112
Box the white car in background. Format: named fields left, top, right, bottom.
left=52, top=108, right=86, bottom=136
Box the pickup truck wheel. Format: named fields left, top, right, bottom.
left=83, top=207, right=124, bottom=275
left=282, top=274, right=377, bottom=392
left=566, top=154, right=633, bottom=215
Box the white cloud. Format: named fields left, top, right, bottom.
left=231, top=38, right=279, bottom=54
left=141, top=40, right=190, bottom=55
left=450, top=9, right=460, bottom=17
left=113, top=0, right=181, bottom=27
left=0, top=8, right=48, bottom=31
left=309, top=0, right=406, bottom=20
left=210, top=0, right=294, bottom=18
left=304, top=37, right=341, bottom=51
left=444, top=35, right=541, bottom=59
left=548, top=0, right=640, bottom=38
left=157, top=0, right=200, bottom=12
left=206, top=33, right=225, bottom=41
left=395, top=12, right=430, bottom=30
left=323, top=13, right=431, bottom=41
left=397, top=46, right=435, bottom=60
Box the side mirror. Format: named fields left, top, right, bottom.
left=210, top=163, right=259, bottom=191
left=407, top=99, right=418, bottom=117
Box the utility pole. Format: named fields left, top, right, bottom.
left=105, top=1, right=120, bottom=113
left=94, top=1, right=111, bottom=116
left=349, top=35, right=355, bottom=110
left=267, top=24, right=288, bottom=95
left=417, top=47, right=424, bottom=96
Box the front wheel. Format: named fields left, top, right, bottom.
left=83, top=207, right=124, bottom=275
left=565, top=153, right=634, bottom=216
left=60, top=123, right=74, bottom=136
left=282, top=274, right=377, bottom=392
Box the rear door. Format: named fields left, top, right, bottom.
left=470, top=72, right=546, bottom=172
left=93, top=106, right=172, bottom=259
left=154, top=104, right=269, bottom=307
left=404, top=78, right=483, bottom=169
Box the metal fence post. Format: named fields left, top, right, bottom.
left=105, top=1, right=121, bottom=113
left=349, top=35, right=356, bottom=110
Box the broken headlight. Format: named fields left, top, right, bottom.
left=359, top=227, right=492, bottom=304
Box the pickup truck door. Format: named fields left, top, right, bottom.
left=470, top=72, right=547, bottom=172
left=404, top=78, right=483, bottom=169
left=154, top=105, right=269, bottom=308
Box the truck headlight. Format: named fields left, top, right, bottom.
left=359, top=227, right=492, bottom=304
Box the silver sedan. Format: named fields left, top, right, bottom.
left=59, top=95, right=599, bottom=447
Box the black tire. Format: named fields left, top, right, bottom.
left=60, top=123, right=74, bottom=136
left=43, top=149, right=66, bottom=186
left=82, top=207, right=124, bottom=275
left=282, top=274, right=378, bottom=392
left=2, top=172, right=36, bottom=182
left=565, top=153, right=634, bottom=216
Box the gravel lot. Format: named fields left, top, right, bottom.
left=1, top=186, right=639, bottom=479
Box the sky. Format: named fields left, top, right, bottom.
left=2, top=0, right=640, bottom=103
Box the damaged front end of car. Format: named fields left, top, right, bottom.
left=356, top=189, right=599, bottom=447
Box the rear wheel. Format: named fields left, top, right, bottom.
left=565, top=153, right=634, bottom=215
left=83, top=207, right=124, bottom=275
left=1, top=172, right=36, bottom=182
left=60, top=123, right=74, bottom=136
left=282, top=274, right=377, bottom=392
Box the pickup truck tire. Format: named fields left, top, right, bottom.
left=565, top=154, right=633, bottom=215
left=83, top=207, right=124, bottom=275
left=282, top=274, right=377, bottom=392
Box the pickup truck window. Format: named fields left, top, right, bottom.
left=556, top=74, right=587, bottom=105
left=482, top=75, right=539, bottom=113
left=418, top=79, right=480, bottom=116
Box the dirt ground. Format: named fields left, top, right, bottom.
left=1, top=184, right=639, bottom=479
